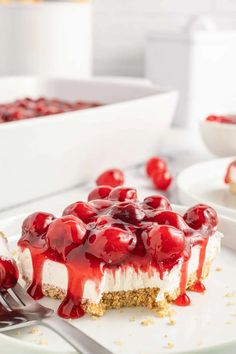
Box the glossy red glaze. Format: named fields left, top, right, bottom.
left=63, top=201, right=97, bottom=224
left=174, top=293, right=191, bottom=306
left=109, top=187, right=137, bottom=202
left=143, top=195, right=171, bottom=211
left=87, top=186, right=112, bottom=201
left=18, top=191, right=217, bottom=319
left=96, top=169, right=125, bottom=187
left=190, top=281, right=206, bottom=293
left=0, top=97, right=101, bottom=123
left=146, top=157, right=167, bottom=177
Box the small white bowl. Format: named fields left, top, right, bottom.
left=199, top=118, right=236, bottom=156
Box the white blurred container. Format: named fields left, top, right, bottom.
left=0, top=2, right=92, bottom=78
left=145, top=17, right=236, bottom=128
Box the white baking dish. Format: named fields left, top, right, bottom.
left=0, top=76, right=178, bottom=210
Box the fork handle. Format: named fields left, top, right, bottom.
left=42, top=315, right=113, bottom=354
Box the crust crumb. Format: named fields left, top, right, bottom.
left=129, top=316, right=136, bottom=322
left=167, top=318, right=176, bottom=326
left=224, top=292, right=235, bottom=298
left=140, top=318, right=155, bottom=326
left=28, top=327, right=41, bottom=335
left=226, top=302, right=235, bottom=306
left=165, top=341, right=174, bottom=349
left=34, top=338, right=48, bottom=346
left=114, top=340, right=123, bottom=346
left=215, top=267, right=222, bottom=272
left=225, top=321, right=232, bottom=325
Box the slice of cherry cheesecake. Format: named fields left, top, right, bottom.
left=225, top=160, right=236, bottom=195
left=18, top=186, right=222, bottom=319
left=0, top=232, right=19, bottom=289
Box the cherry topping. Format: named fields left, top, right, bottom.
left=183, top=204, right=218, bottom=235
left=22, top=212, right=55, bottom=238
left=145, top=210, right=189, bottom=233
left=89, top=199, right=113, bottom=212
left=63, top=201, right=97, bottom=224
left=47, top=215, right=87, bottom=259
left=109, top=202, right=145, bottom=225
left=109, top=187, right=137, bottom=202
left=96, top=168, right=125, bottom=187
left=145, top=225, right=185, bottom=262
left=146, top=157, right=167, bottom=177
left=143, top=195, right=171, bottom=211
left=87, top=185, right=112, bottom=201
left=152, top=170, right=173, bottom=191
left=0, top=259, right=19, bottom=289
left=88, top=227, right=136, bottom=264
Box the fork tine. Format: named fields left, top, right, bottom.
left=0, top=293, right=11, bottom=311
left=0, top=300, right=9, bottom=314
left=0, top=290, right=21, bottom=310
left=11, top=283, right=34, bottom=306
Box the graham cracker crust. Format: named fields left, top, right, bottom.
left=23, top=261, right=211, bottom=317
left=229, top=181, right=236, bottom=195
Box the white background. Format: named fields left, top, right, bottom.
left=93, top=0, right=236, bottom=76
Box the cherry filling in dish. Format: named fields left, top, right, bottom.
left=206, top=115, right=236, bottom=125
left=0, top=97, right=101, bottom=123
left=18, top=187, right=222, bottom=319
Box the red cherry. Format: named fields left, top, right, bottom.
left=96, top=168, right=124, bottom=187
left=152, top=170, right=173, bottom=191
left=88, top=227, right=136, bottom=264
left=0, top=259, right=19, bottom=289
left=145, top=210, right=189, bottom=232
left=183, top=204, right=218, bottom=235
left=109, top=202, right=145, bottom=225
left=47, top=215, right=87, bottom=259
left=21, top=212, right=55, bottom=247
left=146, top=157, right=167, bottom=177
left=109, top=187, right=137, bottom=202
left=63, top=201, right=97, bottom=223
left=89, top=199, right=113, bottom=212
left=145, top=225, right=185, bottom=262
left=143, top=195, right=171, bottom=211
left=87, top=185, right=112, bottom=201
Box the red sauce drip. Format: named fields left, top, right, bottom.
left=174, top=260, right=191, bottom=307
left=17, top=192, right=217, bottom=319
left=174, top=293, right=191, bottom=306
left=225, top=160, right=236, bottom=184
left=197, top=237, right=208, bottom=281
left=190, top=281, right=206, bottom=293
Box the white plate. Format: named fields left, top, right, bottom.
left=177, top=157, right=236, bottom=219
left=1, top=206, right=236, bottom=354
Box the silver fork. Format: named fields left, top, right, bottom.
left=0, top=283, right=113, bottom=354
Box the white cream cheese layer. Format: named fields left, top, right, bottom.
left=0, top=232, right=14, bottom=261
left=18, top=231, right=222, bottom=304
